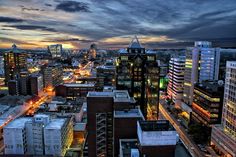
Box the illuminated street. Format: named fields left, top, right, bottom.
left=159, top=100, right=203, bottom=157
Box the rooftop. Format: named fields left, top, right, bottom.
left=87, top=91, right=114, bottom=97
left=5, top=44, right=25, bottom=54
left=4, top=118, right=32, bottom=129
left=139, top=120, right=174, bottom=131
left=34, top=114, right=50, bottom=119
left=128, top=36, right=143, bottom=49
left=113, top=90, right=133, bottom=102
left=114, top=108, right=144, bottom=119
left=74, top=122, right=86, bottom=131
left=195, top=80, right=224, bottom=96
left=97, top=65, right=116, bottom=70
left=63, top=83, right=95, bottom=88
left=44, top=118, right=66, bottom=130
left=119, top=139, right=139, bottom=157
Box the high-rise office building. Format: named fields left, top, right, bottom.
left=48, top=44, right=62, bottom=59
left=42, top=64, right=63, bottom=91
left=4, top=44, right=27, bottom=85
left=183, top=41, right=220, bottom=105
left=116, top=36, right=160, bottom=119
left=19, top=71, right=31, bottom=95
left=8, top=80, right=19, bottom=95
left=96, top=64, right=116, bottom=90
left=167, top=57, right=185, bottom=103
left=191, top=81, right=224, bottom=126
left=218, top=48, right=236, bottom=80
left=211, top=61, right=236, bottom=157
left=88, top=43, right=97, bottom=60
left=30, top=73, right=43, bottom=96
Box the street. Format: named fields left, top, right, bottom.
left=159, top=99, right=204, bottom=157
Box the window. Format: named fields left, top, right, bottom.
left=120, top=56, right=128, bottom=61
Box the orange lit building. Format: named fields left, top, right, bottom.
left=191, top=81, right=224, bottom=126
left=4, top=44, right=27, bottom=85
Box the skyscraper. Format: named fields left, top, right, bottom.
left=183, top=41, right=220, bottom=105
left=42, top=64, right=63, bottom=91
left=48, top=44, right=62, bottom=59
left=4, top=44, right=27, bottom=85
left=211, top=61, right=236, bottom=157
left=191, top=81, right=224, bottom=126
left=116, top=36, right=160, bottom=119
left=167, top=57, right=185, bottom=104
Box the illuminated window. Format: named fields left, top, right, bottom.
left=120, top=56, right=128, bottom=60
left=147, top=56, right=154, bottom=61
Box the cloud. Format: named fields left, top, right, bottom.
left=55, top=1, right=90, bottom=13
left=0, top=16, right=24, bottom=23
left=19, top=5, right=45, bottom=12
left=4, top=25, right=58, bottom=32
left=45, top=3, right=53, bottom=7
left=0, top=0, right=236, bottom=48
left=42, top=38, right=95, bottom=43
left=0, top=37, right=38, bottom=46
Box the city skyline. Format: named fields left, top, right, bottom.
left=0, top=0, right=236, bottom=49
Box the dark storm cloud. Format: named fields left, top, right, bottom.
left=0, top=16, right=24, bottom=23
left=45, top=3, right=52, bottom=7
left=19, top=5, right=45, bottom=11
left=55, top=1, right=90, bottom=13
left=42, top=38, right=95, bottom=43
left=4, top=25, right=57, bottom=32
left=0, top=37, right=38, bottom=45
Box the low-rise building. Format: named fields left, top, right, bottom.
left=3, top=114, right=73, bottom=156
left=137, top=120, right=178, bottom=157
left=55, top=83, right=95, bottom=99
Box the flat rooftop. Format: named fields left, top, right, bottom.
left=114, top=108, right=144, bottom=119
left=45, top=118, right=66, bottom=130
left=119, top=139, right=139, bottom=157
left=64, top=83, right=95, bottom=88
left=34, top=114, right=50, bottom=119
left=4, top=118, right=32, bottom=129
left=139, top=120, right=174, bottom=131
left=87, top=91, right=114, bottom=97
left=74, top=122, right=86, bottom=131
left=113, top=90, right=134, bottom=103
left=97, top=65, right=116, bottom=70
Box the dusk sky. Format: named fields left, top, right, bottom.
left=0, top=0, right=236, bottom=49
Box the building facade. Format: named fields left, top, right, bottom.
left=55, top=83, right=95, bottom=99
left=42, top=64, right=63, bottom=91
left=116, top=36, right=160, bottom=119
left=183, top=41, right=220, bottom=105
left=4, top=44, right=27, bottom=85
left=191, top=81, right=224, bottom=126
left=3, top=114, right=73, bottom=156
left=48, top=44, right=62, bottom=59
left=86, top=90, right=136, bottom=157
left=211, top=61, right=236, bottom=157
left=30, top=73, right=43, bottom=96
left=167, top=57, right=185, bottom=103
left=137, top=120, right=178, bottom=157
